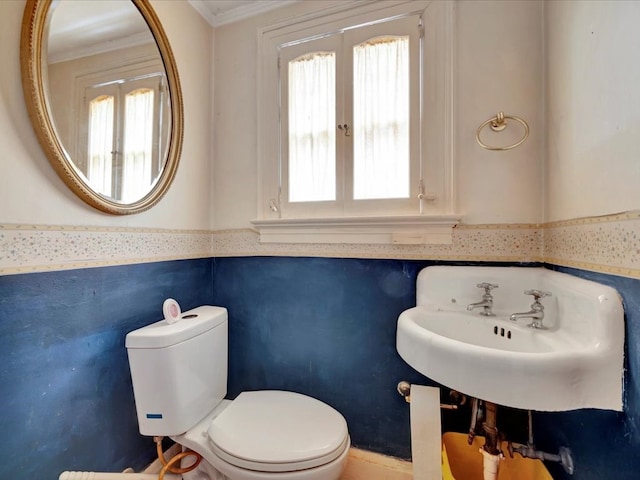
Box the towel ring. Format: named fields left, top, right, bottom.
left=476, top=112, right=529, bottom=151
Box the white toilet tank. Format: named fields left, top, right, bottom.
left=126, top=305, right=228, bottom=436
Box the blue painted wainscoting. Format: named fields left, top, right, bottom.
left=533, top=266, right=640, bottom=480
left=0, top=258, right=213, bottom=480
left=213, top=257, right=640, bottom=479
left=4, top=256, right=637, bottom=480
left=213, top=256, right=447, bottom=458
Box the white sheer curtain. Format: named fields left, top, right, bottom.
left=288, top=52, right=336, bottom=202
left=353, top=36, right=409, bottom=199
left=122, top=88, right=154, bottom=203
left=87, top=95, right=114, bottom=196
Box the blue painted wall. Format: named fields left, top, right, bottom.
left=533, top=266, right=640, bottom=480
left=0, top=259, right=213, bottom=480
left=212, top=257, right=640, bottom=478
left=213, top=256, right=437, bottom=458
left=2, top=256, right=639, bottom=480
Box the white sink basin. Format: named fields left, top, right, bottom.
left=396, top=266, right=624, bottom=411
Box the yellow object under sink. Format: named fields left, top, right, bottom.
left=442, top=432, right=553, bottom=480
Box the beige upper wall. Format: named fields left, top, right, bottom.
left=214, top=1, right=543, bottom=229
left=456, top=0, right=543, bottom=225
left=11, top=0, right=637, bottom=232
left=545, top=1, right=640, bottom=222
left=0, top=0, right=213, bottom=229
left=213, top=0, right=544, bottom=229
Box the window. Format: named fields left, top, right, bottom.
left=287, top=50, right=337, bottom=203
left=256, top=1, right=457, bottom=244
left=82, top=76, right=164, bottom=202
left=87, top=94, right=115, bottom=196
left=352, top=35, right=410, bottom=201
left=278, top=16, right=419, bottom=218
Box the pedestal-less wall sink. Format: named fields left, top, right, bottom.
left=396, top=266, right=624, bottom=411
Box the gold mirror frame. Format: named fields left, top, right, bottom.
left=20, top=0, right=183, bottom=215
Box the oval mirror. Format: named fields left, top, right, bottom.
left=21, top=0, right=183, bottom=214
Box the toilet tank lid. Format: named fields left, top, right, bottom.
left=125, top=305, right=227, bottom=349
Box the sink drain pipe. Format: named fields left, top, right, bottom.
left=398, top=382, right=502, bottom=480
left=479, top=401, right=503, bottom=480
left=399, top=383, right=575, bottom=477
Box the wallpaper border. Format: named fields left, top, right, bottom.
left=543, top=210, right=640, bottom=279
left=0, top=224, right=212, bottom=275
left=1, top=211, right=639, bottom=278
left=211, top=225, right=542, bottom=262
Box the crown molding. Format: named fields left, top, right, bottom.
left=187, top=1, right=297, bottom=27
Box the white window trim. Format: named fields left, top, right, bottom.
left=252, top=214, right=459, bottom=244
left=253, top=0, right=458, bottom=244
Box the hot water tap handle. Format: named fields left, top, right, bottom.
left=477, top=283, right=499, bottom=293
left=524, top=290, right=551, bottom=301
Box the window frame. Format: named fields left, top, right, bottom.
left=281, top=35, right=342, bottom=211
left=254, top=0, right=458, bottom=244
left=75, top=63, right=167, bottom=202
left=342, top=18, right=420, bottom=214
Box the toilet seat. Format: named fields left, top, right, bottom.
left=207, top=391, right=349, bottom=473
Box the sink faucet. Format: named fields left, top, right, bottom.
left=510, top=290, right=552, bottom=329
left=467, top=283, right=498, bottom=316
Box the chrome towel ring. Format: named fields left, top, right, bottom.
left=476, top=112, right=529, bottom=151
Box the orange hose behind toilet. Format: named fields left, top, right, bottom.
left=155, top=436, right=203, bottom=480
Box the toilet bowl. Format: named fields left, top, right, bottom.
left=175, top=392, right=350, bottom=480
left=126, top=306, right=350, bottom=480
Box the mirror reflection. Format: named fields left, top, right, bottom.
left=45, top=0, right=170, bottom=204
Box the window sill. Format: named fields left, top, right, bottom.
left=250, top=215, right=460, bottom=245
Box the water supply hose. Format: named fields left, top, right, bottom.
left=155, top=436, right=202, bottom=479
left=57, top=438, right=200, bottom=480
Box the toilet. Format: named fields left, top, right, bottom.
left=125, top=305, right=350, bottom=480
